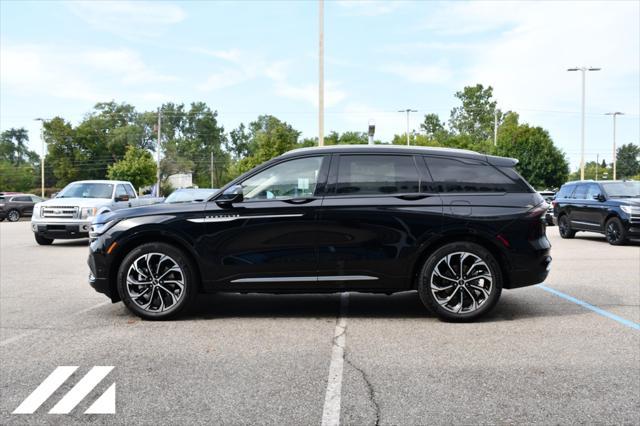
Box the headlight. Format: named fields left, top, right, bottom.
left=620, top=205, right=636, bottom=214
left=80, top=207, right=98, bottom=219
left=89, top=220, right=118, bottom=237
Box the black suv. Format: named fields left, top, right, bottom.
left=88, top=145, right=551, bottom=321
left=553, top=180, right=640, bottom=245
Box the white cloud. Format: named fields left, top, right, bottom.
left=382, top=63, right=452, bottom=84
left=336, top=0, right=403, bottom=17
left=85, top=49, right=177, bottom=84
left=67, top=1, right=186, bottom=38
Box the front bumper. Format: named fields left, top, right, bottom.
left=88, top=238, right=119, bottom=302
left=31, top=218, right=92, bottom=239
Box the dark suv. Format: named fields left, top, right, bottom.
left=0, top=194, right=44, bottom=222
left=88, top=145, right=551, bottom=321
left=553, top=180, right=640, bottom=245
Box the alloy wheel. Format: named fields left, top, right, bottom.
left=429, top=252, right=493, bottom=314
left=126, top=253, right=185, bottom=313
left=559, top=216, right=569, bottom=236
left=7, top=210, right=19, bottom=222
left=606, top=221, right=621, bottom=243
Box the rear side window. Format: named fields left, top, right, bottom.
left=557, top=185, right=575, bottom=199
left=424, top=157, right=528, bottom=193
left=335, top=155, right=419, bottom=195
left=573, top=184, right=588, bottom=200
left=13, top=196, right=31, bottom=202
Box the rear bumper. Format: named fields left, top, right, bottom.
left=504, top=235, right=552, bottom=289
left=31, top=219, right=91, bottom=239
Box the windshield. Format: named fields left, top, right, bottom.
left=58, top=183, right=114, bottom=199
left=601, top=181, right=640, bottom=198
left=165, top=189, right=217, bottom=203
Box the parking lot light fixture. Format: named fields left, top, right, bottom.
left=567, top=66, right=601, bottom=180
left=34, top=118, right=46, bottom=197
left=398, top=109, right=418, bottom=146
left=605, top=112, right=624, bottom=180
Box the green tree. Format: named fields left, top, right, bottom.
left=449, top=84, right=501, bottom=143
left=496, top=113, right=569, bottom=189
left=1, top=128, right=37, bottom=165
left=325, top=131, right=369, bottom=145
left=107, top=146, right=157, bottom=191
left=420, top=113, right=448, bottom=140
left=236, top=115, right=301, bottom=173
left=569, top=161, right=613, bottom=181
left=616, top=143, right=640, bottom=179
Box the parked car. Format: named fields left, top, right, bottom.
left=538, top=190, right=556, bottom=225
left=0, top=194, right=44, bottom=222
left=164, top=188, right=218, bottom=204
left=553, top=180, right=640, bottom=245
left=31, top=180, right=163, bottom=245
left=88, top=145, right=551, bottom=322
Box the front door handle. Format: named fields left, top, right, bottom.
left=395, top=194, right=430, bottom=201
left=284, top=197, right=316, bottom=205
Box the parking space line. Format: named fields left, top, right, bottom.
left=321, top=293, right=349, bottom=426
left=0, top=301, right=110, bottom=347
left=539, top=285, right=640, bottom=330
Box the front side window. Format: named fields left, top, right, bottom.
left=115, top=185, right=128, bottom=199
left=585, top=184, right=601, bottom=199
left=241, top=156, right=323, bottom=201
left=125, top=185, right=137, bottom=198
left=335, top=155, right=419, bottom=195
left=424, top=157, right=526, bottom=193
left=30, top=196, right=44, bottom=203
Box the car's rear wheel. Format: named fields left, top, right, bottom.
left=34, top=234, right=54, bottom=245
left=7, top=209, right=20, bottom=222
left=117, top=242, right=197, bottom=320
left=605, top=217, right=627, bottom=245
left=418, top=242, right=502, bottom=322
left=558, top=215, right=575, bottom=239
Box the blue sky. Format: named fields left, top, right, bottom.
left=1, top=0, right=638, bottom=170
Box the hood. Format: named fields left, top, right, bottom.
left=37, top=197, right=113, bottom=208
left=609, top=197, right=640, bottom=206
left=94, top=201, right=207, bottom=224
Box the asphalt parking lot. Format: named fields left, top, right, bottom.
left=1, top=221, right=639, bottom=425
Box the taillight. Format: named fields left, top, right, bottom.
left=527, top=204, right=547, bottom=240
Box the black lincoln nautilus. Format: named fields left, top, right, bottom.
left=88, top=145, right=552, bottom=321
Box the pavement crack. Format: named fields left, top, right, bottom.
left=344, top=351, right=381, bottom=426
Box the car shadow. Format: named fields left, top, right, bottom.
left=49, top=239, right=90, bottom=247
left=183, top=290, right=588, bottom=323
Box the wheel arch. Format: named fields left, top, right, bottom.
left=107, top=231, right=203, bottom=302
left=410, top=232, right=511, bottom=290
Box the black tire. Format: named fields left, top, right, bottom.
left=0, top=218, right=4, bottom=222
left=34, top=234, right=54, bottom=245
left=418, top=242, right=503, bottom=322
left=7, top=209, right=20, bottom=222
left=558, top=215, right=576, bottom=239
left=117, top=242, right=198, bottom=320
left=605, top=217, right=627, bottom=246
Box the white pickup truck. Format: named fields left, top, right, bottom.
left=31, top=180, right=162, bottom=245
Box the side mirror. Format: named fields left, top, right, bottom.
left=115, top=195, right=129, bottom=202
left=592, top=194, right=605, bottom=202
left=216, top=185, right=243, bottom=207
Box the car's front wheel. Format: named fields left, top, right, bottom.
left=605, top=217, right=627, bottom=245
left=418, top=242, right=502, bottom=322
left=117, top=242, right=197, bottom=320
left=7, top=209, right=20, bottom=222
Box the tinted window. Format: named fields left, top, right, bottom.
left=115, top=185, right=128, bottom=199
left=573, top=184, right=588, bottom=199
left=125, top=185, right=136, bottom=198
left=335, top=155, right=419, bottom=195
left=557, top=185, right=575, bottom=199
left=30, top=196, right=44, bottom=202
left=242, top=156, right=323, bottom=201
left=424, top=157, right=525, bottom=193
left=13, top=196, right=31, bottom=202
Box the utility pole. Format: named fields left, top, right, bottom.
left=34, top=118, right=46, bottom=197
left=605, top=112, right=623, bottom=180
left=156, top=108, right=162, bottom=196
left=398, top=109, right=417, bottom=146
left=368, top=120, right=375, bottom=145
left=567, top=66, right=601, bottom=180
left=318, top=0, right=324, bottom=146
left=493, top=110, right=498, bottom=146
left=210, top=151, right=214, bottom=188
left=596, top=153, right=599, bottom=180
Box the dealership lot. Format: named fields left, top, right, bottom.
left=1, top=221, right=638, bottom=425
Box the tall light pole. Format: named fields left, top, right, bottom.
left=398, top=109, right=417, bottom=146
left=567, top=66, right=601, bottom=180
left=605, top=112, right=623, bottom=180
left=156, top=108, right=162, bottom=196
left=318, top=0, right=324, bottom=146
left=34, top=118, right=46, bottom=197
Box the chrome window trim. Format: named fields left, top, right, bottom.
left=188, top=214, right=303, bottom=223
